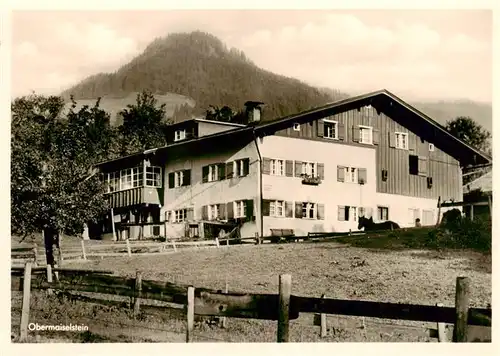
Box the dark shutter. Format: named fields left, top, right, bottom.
left=219, top=203, right=226, bottom=219
left=202, top=166, right=209, bottom=183
left=317, top=204, right=325, bottom=220
left=262, top=158, right=271, bottom=175
left=352, top=126, right=360, bottom=142
left=243, top=158, right=250, bottom=176
left=373, top=129, right=380, bottom=145
left=226, top=162, right=234, bottom=179
left=285, top=201, right=293, bottom=217
left=285, top=160, right=294, bottom=177
left=226, top=202, right=234, bottom=220
left=183, top=170, right=191, bottom=186
left=168, top=172, right=175, bottom=188
left=294, top=161, right=302, bottom=177
left=218, top=163, right=226, bottom=180
left=418, top=156, right=428, bottom=176
left=201, top=206, right=208, bottom=220
left=262, top=200, right=270, bottom=216
left=389, top=132, right=396, bottom=148
left=358, top=168, right=367, bottom=184
left=317, top=163, right=325, bottom=180
left=295, top=202, right=303, bottom=218
left=317, top=120, right=324, bottom=137
left=186, top=208, right=194, bottom=221
left=338, top=123, right=345, bottom=141
left=338, top=206, right=345, bottom=221
left=337, top=166, right=345, bottom=182
left=245, top=199, right=254, bottom=219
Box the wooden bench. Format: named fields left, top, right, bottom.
left=270, top=229, right=295, bottom=243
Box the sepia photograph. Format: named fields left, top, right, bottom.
left=8, top=4, right=493, bottom=345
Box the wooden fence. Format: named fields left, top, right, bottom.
left=11, top=262, right=491, bottom=343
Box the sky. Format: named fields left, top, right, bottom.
left=10, top=8, right=493, bottom=103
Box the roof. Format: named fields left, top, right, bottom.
left=96, top=89, right=491, bottom=168
left=255, top=89, right=491, bottom=165
left=464, top=171, right=492, bottom=193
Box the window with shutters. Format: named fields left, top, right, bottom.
left=302, top=202, right=316, bottom=219
left=174, top=129, right=186, bottom=142
left=422, top=210, right=434, bottom=225
left=344, top=167, right=358, bottom=183
left=145, top=166, right=162, bottom=187
left=408, top=208, right=420, bottom=225
left=378, top=206, right=389, bottom=221
left=269, top=200, right=285, bottom=217
left=208, top=204, right=220, bottom=220
left=358, top=125, right=373, bottom=144
left=338, top=205, right=357, bottom=221
left=270, top=159, right=284, bottom=176
left=208, top=165, right=218, bottom=182
left=234, top=158, right=249, bottom=177
left=234, top=200, right=247, bottom=218
left=173, top=209, right=187, bottom=223
left=358, top=207, right=365, bottom=218
left=301, top=162, right=316, bottom=177
left=323, top=119, right=338, bottom=139
left=174, top=171, right=184, bottom=187
left=409, top=155, right=419, bottom=175
left=395, top=132, right=408, bottom=149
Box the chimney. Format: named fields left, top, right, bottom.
left=244, top=101, right=264, bottom=124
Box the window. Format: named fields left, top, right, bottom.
left=175, top=171, right=184, bottom=187
left=234, top=158, right=250, bottom=177
left=145, top=166, right=162, bottom=187
left=378, top=206, right=389, bottom=221
left=345, top=167, right=358, bottom=183
left=119, top=167, right=142, bottom=190
left=301, top=162, right=316, bottom=177
left=173, top=209, right=187, bottom=223
left=270, top=159, right=284, bottom=176
left=293, top=123, right=300, bottom=131
left=174, top=129, right=186, bottom=142
left=359, top=126, right=373, bottom=144
left=234, top=200, right=247, bottom=218
left=381, top=169, right=388, bottom=182
left=338, top=205, right=357, bottom=221
left=105, top=172, right=120, bottom=193
left=351, top=206, right=358, bottom=222
left=358, top=207, right=365, bottom=218
left=269, top=200, right=285, bottom=217
left=302, top=202, right=316, bottom=219
left=208, top=165, right=218, bottom=182
left=323, top=120, right=338, bottom=139
left=395, top=132, right=408, bottom=149
left=409, top=155, right=419, bottom=175
left=422, top=210, right=434, bottom=225
left=429, top=143, right=435, bottom=152
left=208, top=204, right=219, bottom=220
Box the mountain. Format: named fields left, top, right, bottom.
left=62, top=31, right=492, bottom=133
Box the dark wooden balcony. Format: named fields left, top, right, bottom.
left=106, top=187, right=162, bottom=209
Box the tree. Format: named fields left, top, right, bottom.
left=117, top=90, right=172, bottom=154
left=205, top=105, right=235, bottom=122
left=445, top=116, right=491, bottom=154
left=11, top=94, right=114, bottom=265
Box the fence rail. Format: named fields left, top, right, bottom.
left=11, top=262, right=491, bottom=343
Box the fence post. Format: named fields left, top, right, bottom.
left=320, top=294, right=327, bottom=337
left=126, top=238, right=132, bottom=257
left=46, top=264, right=53, bottom=295
left=171, top=239, right=177, bottom=253
left=186, top=286, right=195, bottom=343
left=221, top=281, right=229, bottom=328
left=436, top=303, right=448, bottom=342
left=81, top=239, right=87, bottom=260
left=277, top=274, right=291, bottom=342
left=20, top=262, right=33, bottom=342
left=134, top=271, right=142, bottom=318
left=215, top=237, right=220, bottom=248
left=453, top=277, right=470, bottom=342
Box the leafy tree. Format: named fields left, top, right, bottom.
left=11, top=94, right=114, bottom=265
left=205, top=105, right=235, bottom=122
left=117, top=90, right=171, bottom=154
left=445, top=116, right=491, bottom=154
